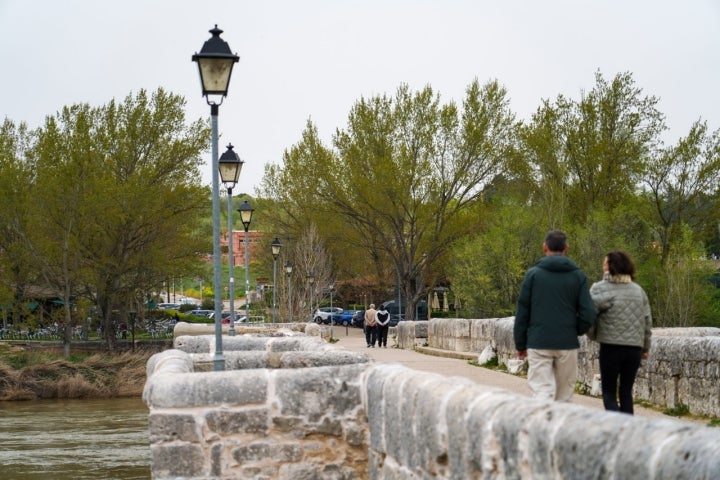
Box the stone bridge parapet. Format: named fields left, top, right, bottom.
left=413, top=318, right=720, bottom=417
left=143, top=324, right=720, bottom=479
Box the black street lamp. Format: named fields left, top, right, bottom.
left=129, top=310, right=137, bottom=351
left=192, top=25, right=240, bottom=98
left=238, top=200, right=254, bottom=317
left=307, top=273, right=315, bottom=321
left=219, top=144, right=244, bottom=336
left=285, top=261, right=293, bottom=321
left=329, top=283, right=335, bottom=339
left=271, top=237, right=282, bottom=324
left=193, top=25, right=239, bottom=372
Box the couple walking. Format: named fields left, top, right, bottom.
left=364, top=303, right=390, bottom=348
left=514, top=230, right=652, bottom=415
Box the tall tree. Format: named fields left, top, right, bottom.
left=518, top=71, right=666, bottom=226
left=642, top=120, right=720, bottom=264
left=260, top=80, right=518, bottom=318
left=0, top=119, right=35, bottom=328
left=29, top=89, right=211, bottom=350
left=28, top=105, right=98, bottom=355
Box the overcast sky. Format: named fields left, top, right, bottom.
left=1, top=0, right=719, bottom=193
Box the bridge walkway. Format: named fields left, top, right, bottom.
left=332, top=324, right=703, bottom=424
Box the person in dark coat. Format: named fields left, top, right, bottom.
left=514, top=230, right=596, bottom=402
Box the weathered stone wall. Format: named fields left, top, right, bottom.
left=425, top=318, right=720, bottom=417
left=144, top=335, right=720, bottom=479
left=395, top=321, right=428, bottom=349
left=144, top=338, right=372, bottom=479
left=365, top=364, right=720, bottom=479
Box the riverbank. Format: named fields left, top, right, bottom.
left=0, top=342, right=162, bottom=401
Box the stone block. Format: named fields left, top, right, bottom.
left=144, top=369, right=269, bottom=408
left=148, top=412, right=201, bottom=443
left=232, top=441, right=303, bottom=463
left=223, top=351, right=270, bottom=369
left=278, top=350, right=370, bottom=368
left=273, top=364, right=365, bottom=424
left=206, top=407, right=270, bottom=435
left=174, top=334, right=213, bottom=353
left=150, top=443, right=207, bottom=478
left=652, top=426, right=720, bottom=478
left=395, top=321, right=417, bottom=349
left=146, top=348, right=194, bottom=377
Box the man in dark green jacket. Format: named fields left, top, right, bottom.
left=514, top=230, right=596, bottom=402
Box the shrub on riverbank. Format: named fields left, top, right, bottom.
left=0, top=343, right=153, bottom=401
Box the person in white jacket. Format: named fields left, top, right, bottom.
left=375, top=304, right=391, bottom=348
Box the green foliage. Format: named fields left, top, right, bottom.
left=568, top=205, right=651, bottom=278
left=449, top=200, right=534, bottom=318
left=3, top=71, right=720, bottom=339
left=663, top=403, right=691, bottom=417
left=480, top=355, right=499, bottom=368
left=642, top=120, right=720, bottom=264
left=644, top=224, right=718, bottom=327
left=20, top=89, right=211, bottom=349
left=259, top=79, right=519, bottom=318
left=515, top=71, right=665, bottom=228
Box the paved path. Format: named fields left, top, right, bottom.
left=329, top=324, right=704, bottom=424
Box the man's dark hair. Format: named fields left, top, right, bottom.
left=606, top=251, right=636, bottom=279
left=544, top=230, right=567, bottom=252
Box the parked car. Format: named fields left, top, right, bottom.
left=206, top=311, right=243, bottom=323
left=328, top=310, right=357, bottom=326
left=221, top=312, right=248, bottom=324
left=352, top=310, right=365, bottom=328
left=335, top=309, right=361, bottom=326
left=189, top=309, right=213, bottom=317
left=389, top=314, right=404, bottom=327
left=157, top=303, right=181, bottom=310
left=380, top=299, right=429, bottom=323
left=314, top=307, right=343, bottom=324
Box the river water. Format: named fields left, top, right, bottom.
left=0, top=397, right=150, bottom=480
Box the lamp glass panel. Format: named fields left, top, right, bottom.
left=240, top=208, right=253, bottom=225
left=219, top=161, right=242, bottom=184
left=198, top=58, right=233, bottom=94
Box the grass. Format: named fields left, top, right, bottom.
left=480, top=355, right=499, bottom=368
left=469, top=355, right=509, bottom=373
left=0, top=343, right=155, bottom=401
left=663, top=402, right=691, bottom=417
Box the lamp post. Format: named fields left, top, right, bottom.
left=128, top=310, right=137, bottom=352
left=285, top=261, right=293, bottom=321
left=329, top=283, right=334, bottom=339
left=307, top=273, right=315, bottom=321
left=271, top=238, right=282, bottom=324
left=416, top=252, right=428, bottom=320
left=193, top=25, right=239, bottom=371
left=219, top=144, right=244, bottom=336
left=238, top=200, right=254, bottom=318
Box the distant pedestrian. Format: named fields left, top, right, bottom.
left=375, top=304, right=391, bottom=348
left=364, top=304, right=377, bottom=347
left=589, top=251, right=652, bottom=415
left=514, top=230, right=596, bottom=402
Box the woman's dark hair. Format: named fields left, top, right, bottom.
left=606, top=251, right=636, bottom=279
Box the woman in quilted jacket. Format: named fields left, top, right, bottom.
left=589, top=251, right=653, bottom=414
